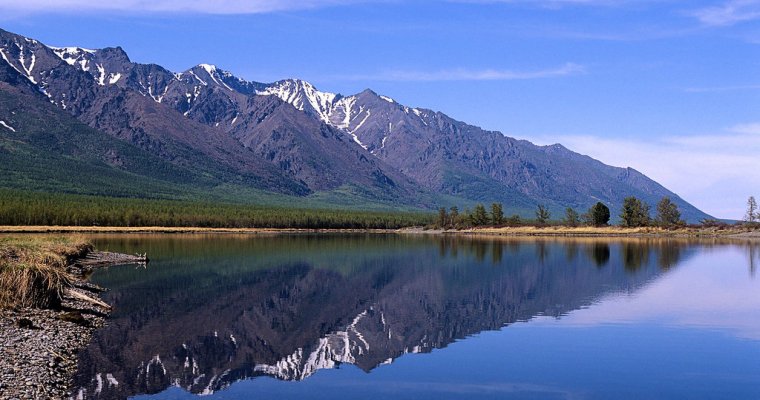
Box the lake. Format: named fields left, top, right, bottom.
left=72, top=234, right=760, bottom=399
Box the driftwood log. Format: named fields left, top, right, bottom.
left=65, top=289, right=111, bottom=310
left=63, top=251, right=149, bottom=309
left=73, top=251, right=148, bottom=268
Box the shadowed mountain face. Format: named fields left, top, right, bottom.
left=0, top=28, right=711, bottom=219
left=259, top=82, right=709, bottom=220
left=71, top=234, right=695, bottom=399
left=0, top=31, right=307, bottom=195
left=0, top=30, right=418, bottom=200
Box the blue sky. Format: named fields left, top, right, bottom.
left=1, top=0, right=759, bottom=219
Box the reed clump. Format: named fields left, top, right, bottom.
left=0, top=236, right=92, bottom=309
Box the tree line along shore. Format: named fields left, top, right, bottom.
left=0, top=189, right=758, bottom=233
left=433, top=195, right=760, bottom=232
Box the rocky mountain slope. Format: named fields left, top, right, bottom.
left=0, top=28, right=712, bottom=221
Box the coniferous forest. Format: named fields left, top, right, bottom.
left=0, top=190, right=432, bottom=229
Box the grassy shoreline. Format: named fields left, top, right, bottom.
left=0, top=235, right=92, bottom=309
left=457, top=225, right=760, bottom=239
left=0, top=225, right=757, bottom=239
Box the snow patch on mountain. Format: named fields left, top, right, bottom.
left=108, top=72, right=122, bottom=84
left=198, top=63, right=216, bottom=75
left=49, top=46, right=95, bottom=69
left=256, top=79, right=338, bottom=123
left=252, top=79, right=415, bottom=153
left=188, top=70, right=207, bottom=86
left=196, top=64, right=233, bottom=91
left=95, top=64, right=106, bottom=85
left=0, top=44, right=40, bottom=85
left=18, top=50, right=36, bottom=83
left=0, top=48, right=22, bottom=75
left=332, top=96, right=356, bottom=130
left=0, top=121, right=16, bottom=132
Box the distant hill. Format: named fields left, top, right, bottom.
left=0, top=28, right=712, bottom=221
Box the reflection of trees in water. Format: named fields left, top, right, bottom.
left=492, top=242, right=503, bottom=265
left=565, top=242, right=579, bottom=264
left=508, top=240, right=521, bottom=255
left=620, top=240, right=689, bottom=272
left=536, top=241, right=548, bottom=265
left=435, top=237, right=689, bottom=271
left=748, top=243, right=759, bottom=278
left=623, top=243, right=650, bottom=272
left=470, top=240, right=488, bottom=263
left=588, top=243, right=610, bottom=268
left=657, top=243, right=682, bottom=270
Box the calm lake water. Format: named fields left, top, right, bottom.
left=72, top=234, right=760, bottom=400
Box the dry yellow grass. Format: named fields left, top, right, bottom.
left=0, top=235, right=91, bottom=309
left=462, top=225, right=753, bottom=238
left=0, top=225, right=756, bottom=238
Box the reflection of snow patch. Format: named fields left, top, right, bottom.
left=254, top=309, right=379, bottom=380
left=94, top=374, right=103, bottom=394
left=106, top=373, right=119, bottom=386
left=147, top=355, right=167, bottom=375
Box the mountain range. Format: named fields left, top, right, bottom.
left=0, top=28, right=711, bottom=221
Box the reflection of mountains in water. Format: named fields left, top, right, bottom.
left=73, top=235, right=695, bottom=399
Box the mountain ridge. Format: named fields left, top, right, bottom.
left=0, top=28, right=712, bottom=222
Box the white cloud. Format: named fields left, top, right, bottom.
left=691, top=0, right=760, bottom=26
left=0, top=0, right=366, bottom=14
left=530, top=123, right=760, bottom=220
left=340, top=63, right=585, bottom=82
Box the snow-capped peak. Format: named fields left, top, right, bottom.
left=198, top=63, right=217, bottom=74
left=49, top=46, right=96, bottom=68
left=256, top=79, right=339, bottom=123
left=49, top=46, right=96, bottom=55
left=189, top=63, right=236, bottom=91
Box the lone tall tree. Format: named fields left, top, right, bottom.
left=491, top=203, right=504, bottom=226
left=450, top=206, right=460, bottom=227
left=656, top=197, right=682, bottom=226
left=748, top=196, right=758, bottom=223
left=564, top=207, right=580, bottom=227
left=620, top=196, right=650, bottom=227
left=438, top=207, right=449, bottom=228
left=536, top=205, right=550, bottom=225
left=589, top=202, right=610, bottom=226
